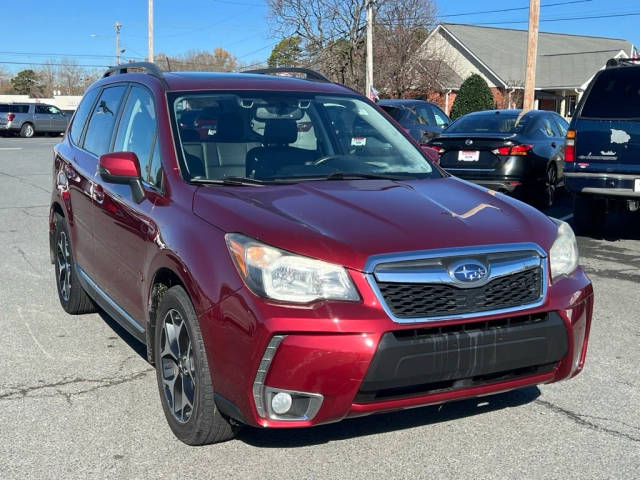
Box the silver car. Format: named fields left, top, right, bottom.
left=0, top=103, right=70, bottom=137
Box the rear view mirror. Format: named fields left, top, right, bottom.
left=98, top=152, right=145, bottom=203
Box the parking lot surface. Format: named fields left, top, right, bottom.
left=1, top=137, right=638, bottom=479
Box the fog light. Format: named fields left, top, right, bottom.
left=271, top=392, right=293, bottom=415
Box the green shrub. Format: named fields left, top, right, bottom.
left=450, top=74, right=495, bottom=120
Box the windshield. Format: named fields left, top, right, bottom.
left=446, top=113, right=529, bottom=134
left=169, top=91, right=438, bottom=182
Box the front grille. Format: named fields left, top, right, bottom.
left=377, top=267, right=542, bottom=319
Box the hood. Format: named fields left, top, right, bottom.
left=193, top=177, right=557, bottom=271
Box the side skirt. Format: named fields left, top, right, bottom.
left=76, top=265, right=146, bottom=344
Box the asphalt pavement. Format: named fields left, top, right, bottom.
left=1, top=136, right=638, bottom=479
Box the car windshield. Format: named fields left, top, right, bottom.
left=169, top=91, right=438, bottom=183
left=446, top=113, right=528, bottom=134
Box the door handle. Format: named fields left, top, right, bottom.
left=92, top=184, right=105, bottom=204
left=551, top=142, right=557, bottom=148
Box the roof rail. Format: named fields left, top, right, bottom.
left=242, top=67, right=331, bottom=83
left=103, top=62, right=169, bottom=89
left=606, top=57, right=640, bottom=68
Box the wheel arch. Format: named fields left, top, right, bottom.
left=146, top=264, right=191, bottom=364
left=49, top=201, right=66, bottom=264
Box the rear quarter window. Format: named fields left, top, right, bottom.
left=69, top=89, right=100, bottom=145
left=581, top=67, right=640, bottom=119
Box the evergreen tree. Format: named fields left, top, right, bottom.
left=450, top=74, right=495, bottom=120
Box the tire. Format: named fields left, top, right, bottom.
left=573, top=195, right=606, bottom=234
left=535, top=164, right=557, bottom=209
left=154, top=286, right=237, bottom=445
left=53, top=214, right=96, bottom=314
left=20, top=123, right=34, bottom=138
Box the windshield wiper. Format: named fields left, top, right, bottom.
left=190, top=176, right=266, bottom=186
left=322, top=171, right=408, bottom=181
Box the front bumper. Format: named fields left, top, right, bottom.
left=202, top=266, right=593, bottom=428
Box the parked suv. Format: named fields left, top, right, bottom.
left=564, top=57, right=640, bottom=231
left=0, top=102, right=69, bottom=137
left=50, top=63, right=593, bottom=445
left=378, top=99, right=450, bottom=143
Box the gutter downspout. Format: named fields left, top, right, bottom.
left=445, top=89, right=453, bottom=115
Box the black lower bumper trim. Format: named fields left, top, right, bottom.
left=355, top=312, right=568, bottom=403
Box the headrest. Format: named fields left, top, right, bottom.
left=263, top=119, right=298, bottom=145
left=215, top=113, right=244, bottom=141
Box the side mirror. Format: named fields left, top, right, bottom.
left=98, top=152, right=145, bottom=203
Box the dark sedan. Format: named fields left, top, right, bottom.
left=430, top=109, right=569, bottom=208
left=379, top=99, right=450, bottom=144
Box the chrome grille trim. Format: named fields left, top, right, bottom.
left=252, top=335, right=286, bottom=418
left=365, top=242, right=548, bottom=324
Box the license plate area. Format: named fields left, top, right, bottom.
left=458, top=150, right=480, bottom=162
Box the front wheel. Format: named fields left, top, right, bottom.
left=154, top=286, right=238, bottom=445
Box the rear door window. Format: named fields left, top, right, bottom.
left=581, top=67, right=640, bottom=119
left=83, top=86, right=126, bottom=156
left=69, top=88, right=100, bottom=145
left=432, top=106, right=449, bottom=127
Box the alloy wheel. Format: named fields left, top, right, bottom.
left=545, top=166, right=557, bottom=207
left=56, top=231, right=72, bottom=302
left=160, top=309, right=197, bottom=423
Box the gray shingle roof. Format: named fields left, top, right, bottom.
left=441, top=23, right=635, bottom=89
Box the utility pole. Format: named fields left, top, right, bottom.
left=148, top=0, right=154, bottom=62
left=523, top=0, right=540, bottom=112
left=114, top=21, right=122, bottom=65
left=365, top=0, right=374, bottom=99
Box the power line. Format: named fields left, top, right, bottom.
left=0, top=60, right=110, bottom=68
left=441, top=0, right=592, bottom=18
left=476, top=11, right=640, bottom=25
left=0, top=51, right=117, bottom=59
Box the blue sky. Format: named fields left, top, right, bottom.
left=1, top=0, right=639, bottom=73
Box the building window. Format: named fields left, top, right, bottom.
left=566, top=95, right=577, bottom=117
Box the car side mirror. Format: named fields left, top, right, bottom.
left=98, top=152, right=145, bottom=203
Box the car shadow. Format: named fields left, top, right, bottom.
left=237, top=386, right=541, bottom=448
left=96, top=308, right=148, bottom=361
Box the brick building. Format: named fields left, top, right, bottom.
left=414, top=23, right=637, bottom=117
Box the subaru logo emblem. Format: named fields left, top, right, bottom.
left=465, top=139, right=473, bottom=146
left=449, top=260, right=488, bottom=284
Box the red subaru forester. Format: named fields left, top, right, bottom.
left=49, top=63, right=593, bottom=445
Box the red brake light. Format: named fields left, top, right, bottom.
left=431, top=145, right=445, bottom=154
left=492, top=145, right=531, bottom=156
left=565, top=130, right=576, bottom=162
left=509, top=144, right=532, bottom=155
left=7, top=113, right=15, bottom=121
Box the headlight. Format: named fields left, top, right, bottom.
left=549, top=218, right=579, bottom=279
left=225, top=233, right=359, bottom=303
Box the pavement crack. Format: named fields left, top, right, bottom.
left=0, top=169, right=50, bottom=193
left=535, top=399, right=640, bottom=443
left=0, top=369, right=154, bottom=402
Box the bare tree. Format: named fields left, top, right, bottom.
left=267, top=0, right=370, bottom=89
left=0, top=66, right=12, bottom=94
left=155, top=48, right=240, bottom=72
left=267, top=0, right=439, bottom=93
left=373, top=0, right=437, bottom=97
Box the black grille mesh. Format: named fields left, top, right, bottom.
left=377, top=268, right=542, bottom=318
